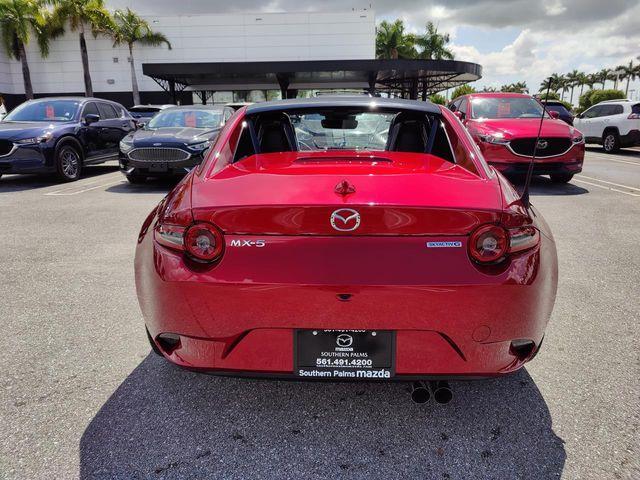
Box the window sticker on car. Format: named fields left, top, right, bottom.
left=185, top=113, right=196, bottom=128
left=497, top=102, right=511, bottom=117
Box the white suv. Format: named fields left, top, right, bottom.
left=574, top=99, right=640, bottom=153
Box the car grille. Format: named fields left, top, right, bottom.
left=0, top=140, right=14, bottom=156
left=509, top=137, right=572, bottom=157
left=128, top=148, right=190, bottom=162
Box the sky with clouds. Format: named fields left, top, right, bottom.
left=108, top=0, right=640, bottom=101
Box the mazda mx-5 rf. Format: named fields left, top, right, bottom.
left=135, top=97, right=557, bottom=391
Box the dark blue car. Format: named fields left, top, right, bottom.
left=119, top=105, right=235, bottom=183
left=0, top=97, right=135, bottom=182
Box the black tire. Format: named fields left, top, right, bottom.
left=55, top=143, right=82, bottom=182
left=602, top=130, right=620, bottom=153
left=550, top=173, right=574, bottom=184
left=126, top=173, right=147, bottom=184
left=146, top=327, right=163, bottom=356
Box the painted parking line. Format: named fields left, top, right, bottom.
left=44, top=178, right=124, bottom=196
left=575, top=174, right=640, bottom=192
left=43, top=174, right=122, bottom=195
left=573, top=178, right=640, bottom=197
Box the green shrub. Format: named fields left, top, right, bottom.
left=429, top=93, right=446, bottom=105
left=450, top=84, right=476, bottom=100
left=578, top=89, right=625, bottom=112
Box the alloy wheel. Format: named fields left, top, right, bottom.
left=603, top=135, right=615, bottom=152
left=61, top=148, right=80, bottom=178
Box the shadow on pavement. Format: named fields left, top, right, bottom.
left=0, top=165, right=120, bottom=193
left=80, top=355, right=565, bottom=479
left=585, top=146, right=640, bottom=158
left=106, top=177, right=178, bottom=195
left=510, top=175, right=589, bottom=196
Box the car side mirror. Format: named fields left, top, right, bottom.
left=575, top=113, right=583, bottom=119
left=137, top=121, right=146, bottom=129
left=83, top=113, right=100, bottom=125
left=454, top=111, right=464, bottom=121
left=548, top=110, right=560, bottom=119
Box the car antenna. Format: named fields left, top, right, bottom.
left=521, top=76, right=554, bottom=208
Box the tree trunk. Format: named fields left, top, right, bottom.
left=580, top=84, right=584, bottom=97
left=79, top=25, right=93, bottom=96
left=390, top=48, right=398, bottom=60
left=570, top=87, right=574, bottom=105
left=18, top=40, right=34, bottom=100
left=129, top=44, right=140, bottom=106
left=625, top=77, right=630, bottom=96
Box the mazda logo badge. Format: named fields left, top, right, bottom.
left=336, top=334, right=353, bottom=347
left=330, top=208, right=360, bottom=232
left=536, top=139, right=548, bottom=149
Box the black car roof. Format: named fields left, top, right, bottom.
left=245, top=96, right=441, bottom=115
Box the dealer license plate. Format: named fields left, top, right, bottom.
left=295, top=330, right=395, bottom=379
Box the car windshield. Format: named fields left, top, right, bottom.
left=4, top=99, right=80, bottom=122
left=290, top=112, right=394, bottom=151
left=146, top=109, right=223, bottom=129
left=471, top=97, right=547, bottom=119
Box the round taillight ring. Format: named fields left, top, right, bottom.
left=469, top=224, right=509, bottom=264
left=184, top=222, right=224, bottom=262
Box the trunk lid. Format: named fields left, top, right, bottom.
left=191, top=151, right=503, bottom=236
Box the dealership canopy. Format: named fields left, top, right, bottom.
left=142, top=59, right=482, bottom=101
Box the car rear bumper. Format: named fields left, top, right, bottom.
left=0, top=144, right=53, bottom=174
left=135, top=229, right=558, bottom=379
left=620, top=129, right=640, bottom=147
left=481, top=141, right=584, bottom=176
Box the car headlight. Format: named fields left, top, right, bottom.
left=187, top=140, right=210, bottom=151
left=572, top=135, right=584, bottom=144
left=119, top=139, right=134, bottom=152
left=15, top=132, right=52, bottom=145
left=478, top=133, right=510, bottom=145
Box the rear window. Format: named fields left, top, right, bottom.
left=545, top=104, right=570, bottom=116
left=631, top=104, right=640, bottom=114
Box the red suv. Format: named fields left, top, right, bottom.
left=449, top=93, right=585, bottom=183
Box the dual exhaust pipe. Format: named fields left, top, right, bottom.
left=410, top=381, right=453, bottom=404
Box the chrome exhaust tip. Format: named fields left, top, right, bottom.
left=410, top=381, right=431, bottom=404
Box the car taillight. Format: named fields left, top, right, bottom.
left=154, top=224, right=185, bottom=250
left=509, top=226, right=540, bottom=253
left=154, top=221, right=225, bottom=263
left=184, top=222, right=224, bottom=262
left=469, top=225, right=508, bottom=263
left=628, top=113, right=640, bottom=119
left=469, top=224, right=540, bottom=264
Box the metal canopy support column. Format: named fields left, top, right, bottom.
left=169, top=80, right=176, bottom=104
left=276, top=73, right=290, bottom=99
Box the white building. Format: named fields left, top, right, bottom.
left=0, top=11, right=376, bottom=108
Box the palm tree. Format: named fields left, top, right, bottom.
left=0, top=0, right=61, bottom=99
left=414, top=22, right=454, bottom=60
left=618, top=61, right=637, bottom=96
left=539, top=76, right=554, bottom=93
left=576, top=72, right=588, bottom=98
left=565, top=69, right=580, bottom=105
left=108, top=8, right=171, bottom=105
left=597, top=68, right=611, bottom=89
left=375, top=19, right=416, bottom=60
left=50, top=0, right=114, bottom=97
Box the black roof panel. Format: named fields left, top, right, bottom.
left=245, top=96, right=441, bottom=115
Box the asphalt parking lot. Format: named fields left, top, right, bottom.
left=1, top=147, right=639, bottom=480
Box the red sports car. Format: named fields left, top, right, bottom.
left=135, top=97, right=557, bottom=400
left=448, top=92, right=585, bottom=183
